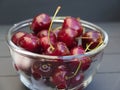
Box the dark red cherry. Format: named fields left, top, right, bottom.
left=82, top=30, right=103, bottom=50
left=70, top=45, right=85, bottom=55
left=31, top=62, right=42, bottom=80
left=71, top=45, right=91, bottom=71
left=51, top=65, right=68, bottom=89
left=37, top=29, right=54, bottom=38
left=31, top=61, right=55, bottom=79
left=39, top=36, right=56, bottom=51
left=65, top=59, right=81, bottom=76
left=31, top=13, right=51, bottom=34
left=18, top=34, right=40, bottom=53
left=46, top=42, right=70, bottom=56
left=65, top=46, right=85, bottom=73
left=67, top=57, right=91, bottom=72
left=58, top=27, right=78, bottom=48
left=37, top=29, right=48, bottom=37
left=37, top=29, right=56, bottom=38
left=38, top=30, right=57, bottom=51
left=12, top=31, right=27, bottom=45
left=66, top=56, right=92, bottom=73
left=68, top=72, right=84, bottom=88
left=80, top=57, right=92, bottom=71
left=62, top=16, right=83, bottom=37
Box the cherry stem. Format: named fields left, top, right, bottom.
left=48, top=6, right=61, bottom=51
left=85, top=38, right=103, bottom=52
left=66, top=61, right=81, bottom=80
left=85, top=42, right=94, bottom=52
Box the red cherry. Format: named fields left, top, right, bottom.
left=68, top=72, right=84, bottom=88
left=69, top=46, right=91, bottom=71
left=37, top=29, right=48, bottom=38
left=65, top=59, right=81, bottom=77
left=64, top=46, right=85, bottom=73
left=80, top=57, right=92, bottom=71
left=51, top=65, right=68, bottom=89
left=46, top=42, right=70, bottom=56
left=67, top=57, right=91, bottom=72
left=62, top=17, right=83, bottom=37
left=60, top=27, right=78, bottom=38
left=37, top=29, right=56, bottom=38
left=39, top=36, right=56, bottom=51
left=31, top=61, right=56, bottom=79
left=70, top=45, right=85, bottom=55
left=31, top=13, right=51, bottom=34
left=58, top=27, right=78, bottom=48
left=38, top=30, right=57, bottom=51
left=12, top=31, right=27, bottom=45
left=18, top=34, right=40, bottom=53
left=82, top=30, right=103, bottom=50
left=31, top=62, right=42, bottom=80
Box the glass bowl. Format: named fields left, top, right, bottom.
left=6, top=17, right=108, bottom=90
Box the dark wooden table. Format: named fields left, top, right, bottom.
left=0, top=22, right=120, bottom=90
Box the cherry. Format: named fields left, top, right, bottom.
left=31, top=61, right=42, bottom=80
left=31, top=13, right=51, bottom=34
left=68, top=72, right=84, bottom=88
left=58, top=27, right=78, bottom=48
left=37, top=29, right=57, bottom=51
left=62, top=16, right=83, bottom=37
left=37, top=29, right=55, bottom=38
left=31, top=61, right=56, bottom=80
left=67, top=57, right=91, bottom=72
left=37, top=29, right=48, bottom=38
left=46, top=42, right=70, bottom=56
left=51, top=65, right=68, bottom=89
left=39, top=32, right=56, bottom=51
left=70, top=45, right=85, bottom=55
left=69, top=45, right=91, bottom=72
left=12, top=31, right=27, bottom=45
left=64, top=46, right=85, bottom=73
left=18, top=34, right=41, bottom=53
left=80, top=57, right=92, bottom=71
left=82, top=30, right=103, bottom=51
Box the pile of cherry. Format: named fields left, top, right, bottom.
left=12, top=13, right=103, bottom=89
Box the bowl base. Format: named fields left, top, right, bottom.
left=20, top=73, right=93, bottom=90
left=20, top=74, right=53, bottom=90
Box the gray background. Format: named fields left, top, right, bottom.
left=0, top=0, right=120, bottom=24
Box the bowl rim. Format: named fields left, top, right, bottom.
left=6, top=17, right=109, bottom=60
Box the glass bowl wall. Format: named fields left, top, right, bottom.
left=6, top=17, right=108, bottom=90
